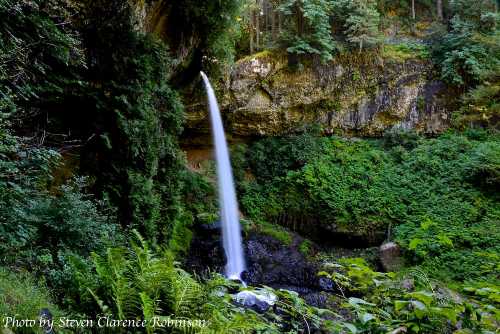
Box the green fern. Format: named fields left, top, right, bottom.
left=139, top=292, right=157, bottom=334
left=73, top=232, right=297, bottom=333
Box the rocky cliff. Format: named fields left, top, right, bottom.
left=186, top=51, right=454, bottom=138
left=129, top=0, right=201, bottom=75
left=128, top=1, right=454, bottom=139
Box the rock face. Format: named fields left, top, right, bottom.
left=129, top=0, right=167, bottom=35
left=186, top=51, right=454, bottom=137
left=186, top=224, right=322, bottom=290
left=186, top=224, right=330, bottom=301
left=129, top=0, right=201, bottom=71
left=242, top=233, right=320, bottom=290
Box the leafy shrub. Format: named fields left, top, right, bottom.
left=0, top=0, right=83, bottom=115
left=299, top=239, right=314, bottom=256
left=319, top=258, right=499, bottom=333
left=431, top=13, right=499, bottom=87
left=0, top=130, right=120, bottom=295
left=0, top=267, right=65, bottom=333
left=78, top=0, right=185, bottom=243
left=180, top=169, right=217, bottom=217
left=239, top=133, right=500, bottom=283
left=166, top=0, right=245, bottom=77
left=335, top=0, right=382, bottom=52
left=453, top=73, right=500, bottom=129
left=243, top=131, right=325, bottom=182
left=71, top=231, right=205, bottom=327
left=448, top=0, right=497, bottom=30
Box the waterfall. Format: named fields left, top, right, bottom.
left=200, top=71, right=246, bottom=280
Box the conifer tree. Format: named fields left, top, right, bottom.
left=279, top=0, right=335, bottom=62
left=332, top=0, right=381, bottom=52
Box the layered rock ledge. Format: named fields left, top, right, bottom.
left=185, top=51, right=454, bottom=138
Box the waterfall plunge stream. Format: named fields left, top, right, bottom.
left=200, top=71, right=246, bottom=280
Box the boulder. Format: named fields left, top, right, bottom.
left=242, top=233, right=321, bottom=290
left=379, top=242, right=405, bottom=272
left=318, top=276, right=335, bottom=292
left=233, top=289, right=277, bottom=313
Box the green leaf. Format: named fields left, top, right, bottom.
left=421, top=218, right=436, bottom=230
left=360, top=312, right=375, bottom=324
left=411, top=300, right=427, bottom=319
left=437, top=234, right=454, bottom=247
left=342, top=322, right=357, bottom=333
left=431, top=307, right=457, bottom=324
left=348, top=297, right=375, bottom=307
left=395, top=300, right=409, bottom=311
left=409, top=238, right=424, bottom=250
left=408, top=291, right=434, bottom=306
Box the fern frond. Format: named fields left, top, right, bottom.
left=171, top=269, right=204, bottom=317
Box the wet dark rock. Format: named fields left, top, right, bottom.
left=233, top=289, right=277, bottom=313
left=302, top=292, right=329, bottom=308
left=200, top=220, right=221, bottom=231
left=273, top=285, right=315, bottom=295
left=243, top=233, right=321, bottom=291
left=318, top=277, right=335, bottom=292
left=186, top=223, right=385, bottom=312
left=184, top=222, right=225, bottom=276
left=401, top=278, right=415, bottom=291
left=187, top=225, right=327, bottom=294
left=39, top=308, right=54, bottom=334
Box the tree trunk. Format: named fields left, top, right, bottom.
left=256, top=2, right=260, bottom=50
left=264, top=0, right=268, bottom=33
left=411, top=0, right=416, bottom=20
left=296, top=2, right=303, bottom=37
left=250, top=10, right=255, bottom=54
left=278, top=10, right=282, bottom=34
left=271, top=7, right=277, bottom=42
left=437, top=0, right=443, bottom=21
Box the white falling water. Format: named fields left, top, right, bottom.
left=200, top=71, right=246, bottom=280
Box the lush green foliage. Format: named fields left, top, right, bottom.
left=275, top=0, right=383, bottom=61
left=79, top=1, right=185, bottom=243
left=236, top=131, right=500, bottom=283
left=0, top=0, right=83, bottom=115
left=424, top=0, right=500, bottom=129
left=454, top=74, right=500, bottom=129
left=172, top=0, right=245, bottom=76
left=0, top=130, right=119, bottom=293
left=319, top=258, right=499, bottom=333
left=0, top=268, right=65, bottom=332
left=1, top=0, right=499, bottom=332
left=432, top=16, right=499, bottom=87
left=70, top=232, right=330, bottom=333
left=331, top=0, right=382, bottom=52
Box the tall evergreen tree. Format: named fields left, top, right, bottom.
left=332, top=0, right=381, bottom=52
left=279, top=0, right=335, bottom=62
